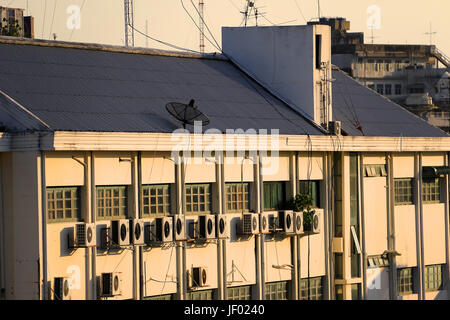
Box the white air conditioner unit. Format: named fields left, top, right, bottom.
left=328, top=121, right=342, bottom=136
left=196, top=215, right=216, bottom=240
left=239, top=213, right=259, bottom=235
left=215, top=214, right=228, bottom=239
left=190, top=267, right=207, bottom=288
left=71, top=223, right=96, bottom=248
left=293, top=212, right=304, bottom=235
left=130, top=219, right=144, bottom=245
left=111, top=219, right=130, bottom=246
left=278, top=210, right=295, bottom=235
left=53, top=277, right=71, bottom=300
left=259, top=212, right=271, bottom=234
left=173, top=215, right=186, bottom=241
left=152, top=216, right=173, bottom=243
left=100, top=272, right=121, bottom=297
left=311, top=211, right=321, bottom=234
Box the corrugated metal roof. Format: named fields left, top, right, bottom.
left=0, top=42, right=323, bottom=135
left=332, top=69, right=448, bottom=137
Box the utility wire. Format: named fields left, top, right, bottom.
left=41, top=0, right=47, bottom=39
left=293, top=0, right=308, bottom=23
left=48, top=0, right=57, bottom=39
left=189, top=0, right=222, bottom=51
left=180, top=0, right=221, bottom=52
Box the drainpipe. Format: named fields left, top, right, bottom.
left=137, top=152, right=143, bottom=300
left=40, top=151, right=48, bottom=300
left=323, top=152, right=331, bottom=300
left=386, top=153, right=397, bottom=299
left=131, top=152, right=139, bottom=300
left=90, top=152, right=97, bottom=300
left=221, top=153, right=227, bottom=300
left=327, top=152, right=335, bottom=300
left=175, top=153, right=185, bottom=300
left=359, top=154, right=367, bottom=299
left=295, top=152, right=302, bottom=300
left=445, top=152, right=450, bottom=298
left=255, top=153, right=263, bottom=300
left=290, top=153, right=298, bottom=300
left=414, top=153, right=425, bottom=300
left=216, top=152, right=224, bottom=300
left=83, top=153, right=91, bottom=300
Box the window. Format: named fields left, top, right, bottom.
left=300, top=277, right=323, bottom=300
left=394, top=178, right=414, bottom=205
left=226, top=183, right=250, bottom=213
left=263, top=182, right=286, bottom=211
left=376, top=84, right=384, bottom=95
left=187, top=289, right=214, bottom=300
left=334, top=253, right=344, bottom=279
left=368, top=84, right=375, bottom=91
left=367, top=255, right=390, bottom=268
left=385, top=84, right=392, bottom=95
left=425, top=265, right=444, bottom=292
left=395, top=60, right=402, bottom=71
left=398, top=268, right=415, bottom=296
left=227, top=286, right=252, bottom=300
left=96, top=186, right=128, bottom=219
left=142, top=184, right=171, bottom=216
left=335, top=285, right=344, bottom=300
left=422, top=178, right=441, bottom=203
left=47, top=187, right=81, bottom=222
left=185, top=183, right=211, bottom=214
left=385, top=60, right=391, bottom=72
left=351, top=284, right=361, bottom=300
left=395, top=84, right=402, bottom=95
left=376, top=60, right=383, bottom=72
left=364, top=164, right=387, bottom=177
left=144, top=294, right=174, bottom=300
left=265, top=281, right=289, bottom=300
left=299, top=180, right=320, bottom=208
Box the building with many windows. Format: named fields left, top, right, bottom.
left=0, top=24, right=450, bottom=301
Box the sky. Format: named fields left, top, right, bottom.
left=1, top=0, right=450, bottom=56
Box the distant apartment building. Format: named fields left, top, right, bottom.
left=0, top=6, right=34, bottom=38
left=310, top=18, right=450, bottom=130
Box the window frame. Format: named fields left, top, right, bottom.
left=263, top=181, right=286, bottom=211
left=397, top=267, right=415, bottom=296
left=394, top=178, right=414, bottom=206
left=96, top=185, right=129, bottom=220
left=299, top=180, right=321, bottom=208
left=225, top=182, right=250, bottom=213
left=186, top=289, right=214, bottom=300
left=185, top=183, right=212, bottom=215
left=425, top=264, right=444, bottom=292
left=299, top=277, right=324, bottom=300
left=265, top=281, right=290, bottom=300
left=46, top=186, right=81, bottom=223
left=142, top=184, right=171, bottom=216
left=227, top=285, right=252, bottom=300
left=422, top=178, right=442, bottom=204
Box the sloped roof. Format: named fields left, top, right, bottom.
left=332, top=68, right=448, bottom=137
left=0, top=40, right=323, bottom=135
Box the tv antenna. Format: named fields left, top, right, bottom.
left=166, top=99, right=210, bottom=129
left=424, top=22, right=437, bottom=46
left=124, top=0, right=135, bottom=47
left=241, top=0, right=256, bottom=27
left=368, top=26, right=379, bottom=44
left=198, top=0, right=205, bottom=53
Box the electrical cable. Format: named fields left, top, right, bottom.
left=41, top=0, right=47, bottom=39
left=293, top=0, right=308, bottom=24
left=48, top=0, right=57, bottom=39
left=160, top=244, right=175, bottom=295
left=189, top=0, right=222, bottom=51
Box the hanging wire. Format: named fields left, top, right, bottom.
left=189, top=0, right=222, bottom=51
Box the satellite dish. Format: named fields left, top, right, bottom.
left=166, top=99, right=210, bottom=128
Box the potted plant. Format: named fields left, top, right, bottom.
left=287, top=193, right=316, bottom=232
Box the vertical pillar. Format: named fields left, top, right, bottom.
left=289, top=152, right=298, bottom=300
left=90, top=152, right=97, bottom=300
left=254, top=152, right=263, bottom=300
left=175, top=153, right=185, bottom=300
left=39, top=152, right=48, bottom=300
left=131, top=152, right=140, bottom=299
left=216, top=152, right=225, bottom=300
left=386, top=153, right=398, bottom=299
left=414, top=153, right=424, bottom=300
left=359, top=154, right=367, bottom=299
left=444, top=152, right=450, bottom=298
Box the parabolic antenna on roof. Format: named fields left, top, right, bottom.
left=166, top=99, right=210, bottom=128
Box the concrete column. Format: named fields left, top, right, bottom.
left=131, top=152, right=140, bottom=300
left=444, top=152, right=450, bottom=298
left=90, top=152, right=97, bottom=300
left=254, top=152, right=263, bottom=300
left=323, top=151, right=331, bottom=300
left=83, top=153, right=92, bottom=300
left=39, top=152, right=48, bottom=300
left=414, top=152, right=425, bottom=299
left=386, top=153, right=398, bottom=299
left=175, top=153, right=185, bottom=300
left=216, top=152, right=225, bottom=300
left=289, top=152, right=298, bottom=300
left=359, top=154, right=367, bottom=299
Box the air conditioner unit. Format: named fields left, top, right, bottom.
left=153, top=216, right=173, bottom=243
left=71, top=223, right=96, bottom=248
left=259, top=212, right=271, bottom=234
left=196, top=215, right=216, bottom=240
left=173, top=215, right=186, bottom=241
left=100, top=272, right=121, bottom=297
left=130, top=219, right=144, bottom=245
left=53, top=277, right=71, bottom=300
left=328, top=121, right=342, bottom=136
left=239, top=213, right=259, bottom=235
left=293, top=212, right=304, bottom=235
left=278, top=210, right=295, bottom=234
left=111, top=219, right=130, bottom=247
left=311, top=211, right=321, bottom=234
left=190, top=267, right=207, bottom=288
left=215, top=214, right=228, bottom=239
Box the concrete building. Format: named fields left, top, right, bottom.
left=0, top=6, right=34, bottom=39
left=0, top=24, right=449, bottom=301
left=316, top=18, right=450, bottom=130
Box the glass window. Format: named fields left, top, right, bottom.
left=395, top=84, right=402, bottom=95
left=351, top=283, right=361, bottom=300
left=394, top=179, right=414, bottom=205
left=299, top=277, right=323, bottom=300
left=226, top=183, right=250, bottom=213
left=299, top=180, right=321, bottom=208
left=227, top=286, right=252, bottom=300
left=47, top=187, right=81, bottom=222
left=263, top=182, right=286, bottom=211
left=144, top=294, right=174, bottom=300
left=265, top=281, right=289, bottom=300
left=376, top=84, right=384, bottom=95
left=96, top=186, right=128, bottom=219
left=142, top=184, right=170, bottom=216
left=398, top=268, right=415, bottom=296
left=185, top=183, right=211, bottom=214
left=385, top=60, right=391, bottom=72
left=425, top=265, right=443, bottom=292
left=385, top=84, right=392, bottom=95
left=187, top=289, right=214, bottom=300
left=422, top=178, right=441, bottom=203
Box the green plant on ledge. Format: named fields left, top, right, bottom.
left=287, top=193, right=316, bottom=232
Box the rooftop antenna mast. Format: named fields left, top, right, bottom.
left=242, top=1, right=256, bottom=27
left=424, top=22, right=437, bottom=46
left=317, top=0, right=321, bottom=20
left=199, top=0, right=205, bottom=53
left=124, top=0, right=135, bottom=47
